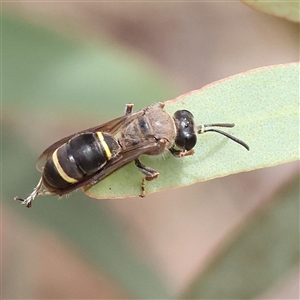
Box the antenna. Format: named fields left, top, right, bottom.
left=197, top=123, right=250, bottom=151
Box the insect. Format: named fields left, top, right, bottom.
left=14, top=102, right=249, bottom=208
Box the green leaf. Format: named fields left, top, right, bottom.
left=87, top=63, right=299, bottom=199
left=180, top=175, right=300, bottom=299
left=241, top=0, right=300, bottom=23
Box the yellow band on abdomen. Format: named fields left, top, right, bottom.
left=52, top=148, right=78, bottom=184
left=96, top=132, right=112, bottom=159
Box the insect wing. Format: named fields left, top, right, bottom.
left=83, top=142, right=159, bottom=191
left=36, top=109, right=145, bottom=172
left=52, top=142, right=159, bottom=196
left=36, top=114, right=130, bottom=172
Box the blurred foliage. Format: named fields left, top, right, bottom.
left=2, top=16, right=175, bottom=114
left=2, top=14, right=175, bottom=298
left=242, top=0, right=300, bottom=22
left=181, top=175, right=299, bottom=298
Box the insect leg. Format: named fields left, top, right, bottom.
left=125, top=103, right=134, bottom=115
left=134, top=158, right=159, bottom=197
left=169, top=147, right=195, bottom=158
left=155, top=102, right=165, bottom=109
left=14, top=177, right=53, bottom=208
left=135, top=159, right=159, bottom=180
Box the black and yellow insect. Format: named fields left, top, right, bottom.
left=42, top=131, right=121, bottom=192
left=15, top=103, right=249, bottom=208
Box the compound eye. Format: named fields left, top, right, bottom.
left=184, top=133, right=197, bottom=150
left=174, top=110, right=197, bottom=150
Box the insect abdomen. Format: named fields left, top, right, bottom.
left=42, top=132, right=120, bottom=193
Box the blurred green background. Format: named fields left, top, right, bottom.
left=2, top=2, right=299, bottom=299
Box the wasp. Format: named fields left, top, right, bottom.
left=14, top=102, right=249, bottom=208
